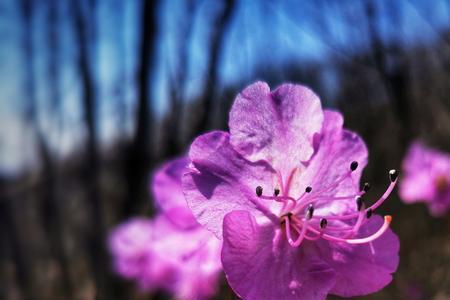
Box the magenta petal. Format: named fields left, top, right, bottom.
left=222, top=211, right=336, bottom=300
left=183, top=131, right=279, bottom=238
left=229, top=82, right=324, bottom=175
left=108, top=215, right=222, bottom=298
left=108, top=217, right=177, bottom=291
left=318, top=215, right=399, bottom=297
left=400, top=143, right=436, bottom=203
left=152, top=156, right=198, bottom=229
left=400, top=142, right=450, bottom=216
left=297, top=110, right=368, bottom=213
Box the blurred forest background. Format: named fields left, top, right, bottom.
left=0, top=0, right=450, bottom=299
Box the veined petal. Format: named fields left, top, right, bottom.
left=296, top=110, right=368, bottom=214
left=229, top=82, right=324, bottom=176
left=183, top=131, right=279, bottom=238
left=222, top=210, right=336, bottom=300
left=317, top=215, right=399, bottom=297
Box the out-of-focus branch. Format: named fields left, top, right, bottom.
left=44, top=0, right=73, bottom=297
left=47, top=0, right=60, bottom=118
left=164, top=0, right=197, bottom=156
left=365, top=0, right=411, bottom=145
left=193, top=0, right=236, bottom=136
left=113, top=0, right=128, bottom=138
left=122, top=0, right=159, bottom=217
left=71, top=1, right=112, bottom=299
left=0, top=181, right=35, bottom=300
left=17, top=0, right=54, bottom=298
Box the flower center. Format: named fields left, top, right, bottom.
left=435, top=175, right=448, bottom=194
left=255, top=161, right=398, bottom=248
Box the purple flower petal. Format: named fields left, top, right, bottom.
left=318, top=215, right=399, bottom=297
left=182, top=82, right=400, bottom=299
left=108, top=217, right=176, bottom=290
left=183, top=131, right=279, bottom=238
left=229, top=82, right=323, bottom=177
left=108, top=215, right=222, bottom=299
left=400, top=142, right=450, bottom=216
left=296, top=110, right=368, bottom=214
left=152, top=156, right=198, bottom=229
left=222, top=210, right=336, bottom=300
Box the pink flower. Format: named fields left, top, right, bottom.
left=109, top=158, right=222, bottom=300
left=152, top=157, right=198, bottom=229
left=183, top=82, right=400, bottom=300
left=400, top=142, right=450, bottom=216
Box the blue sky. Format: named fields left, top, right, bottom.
left=0, top=0, right=449, bottom=174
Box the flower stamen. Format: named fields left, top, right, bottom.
left=319, top=218, right=328, bottom=229
left=274, top=188, right=280, bottom=196
left=261, top=165, right=397, bottom=248
left=363, top=182, right=371, bottom=192
left=312, top=169, right=398, bottom=221
left=356, top=196, right=365, bottom=211
left=312, top=161, right=359, bottom=197
left=285, top=215, right=309, bottom=247
left=256, top=186, right=263, bottom=197
left=307, top=216, right=392, bottom=244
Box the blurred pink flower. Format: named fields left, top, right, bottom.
left=400, top=142, right=450, bottom=216
left=109, top=157, right=222, bottom=300
left=183, top=82, right=400, bottom=300
left=152, top=157, right=198, bottom=229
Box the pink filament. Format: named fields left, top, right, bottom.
left=260, top=195, right=296, bottom=205
left=307, top=216, right=392, bottom=244
left=312, top=179, right=398, bottom=221
left=283, top=188, right=393, bottom=247
left=284, top=216, right=308, bottom=247
left=312, top=193, right=364, bottom=202
left=292, top=193, right=362, bottom=215
left=263, top=166, right=398, bottom=248
left=368, top=179, right=397, bottom=211
left=347, top=206, right=366, bottom=237
left=283, top=168, right=297, bottom=197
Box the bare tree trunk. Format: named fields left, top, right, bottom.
left=114, top=0, right=128, bottom=138
left=365, top=0, right=411, bottom=147
left=122, top=0, right=158, bottom=217
left=20, top=0, right=73, bottom=297
left=193, top=0, right=235, bottom=136
left=44, top=0, right=73, bottom=297
left=37, top=134, right=73, bottom=298
left=0, top=180, right=35, bottom=300
left=47, top=0, right=61, bottom=122
left=164, top=0, right=197, bottom=156
left=71, top=1, right=111, bottom=299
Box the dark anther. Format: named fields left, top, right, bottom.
left=306, top=204, right=314, bottom=220
left=366, top=208, right=373, bottom=219
left=256, top=186, right=263, bottom=197
left=350, top=161, right=358, bottom=171
left=363, top=182, right=371, bottom=192
left=274, top=188, right=280, bottom=196
left=305, top=186, right=312, bottom=193
left=389, top=169, right=398, bottom=182
left=320, top=218, right=328, bottom=229
left=356, top=196, right=365, bottom=211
